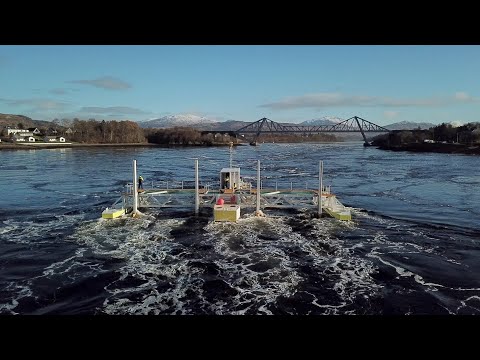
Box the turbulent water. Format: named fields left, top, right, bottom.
left=1, top=143, right=479, bottom=315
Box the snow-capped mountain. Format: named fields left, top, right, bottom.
left=385, top=121, right=436, bottom=130
left=299, top=116, right=344, bottom=126
left=140, top=114, right=218, bottom=129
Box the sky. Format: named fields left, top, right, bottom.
left=1, top=45, right=479, bottom=126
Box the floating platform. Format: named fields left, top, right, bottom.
left=213, top=204, right=241, bottom=222
left=102, top=207, right=125, bottom=219
left=323, top=195, right=351, bottom=221
left=324, top=207, right=351, bottom=221
left=103, top=159, right=353, bottom=222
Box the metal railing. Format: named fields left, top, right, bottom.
left=125, top=179, right=331, bottom=194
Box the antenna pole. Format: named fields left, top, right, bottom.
left=133, top=159, right=138, bottom=216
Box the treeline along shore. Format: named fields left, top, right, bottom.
left=371, top=122, right=480, bottom=155
left=1, top=115, right=341, bottom=150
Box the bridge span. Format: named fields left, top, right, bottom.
left=201, top=116, right=390, bottom=146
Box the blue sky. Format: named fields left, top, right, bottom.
left=0, top=45, right=479, bottom=125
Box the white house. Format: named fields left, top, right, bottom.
left=28, top=127, right=41, bottom=135
left=18, top=132, right=34, bottom=137
left=7, top=128, right=29, bottom=135
left=44, top=136, right=66, bottom=142
left=12, top=135, right=26, bottom=142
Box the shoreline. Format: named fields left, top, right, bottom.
left=0, top=140, right=344, bottom=150
left=0, top=142, right=248, bottom=150
left=0, top=143, right=159, bottom=150
left=376, top=142, right=480, bottom=155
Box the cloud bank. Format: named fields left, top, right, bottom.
left=69, top=76, right=131, bottom=90
left=0, top=98, right=69, bottom=111
left=260, top=92, right=478, bottom=110
left=79, top=106, right=148, bottom=115
left=384, top=110, right=399, bottom=119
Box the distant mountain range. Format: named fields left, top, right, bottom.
left=138, top=115, right=344, bottom=130
left=384, top=121, right=436, bottom=130
left=0, top=112, right=437, bottom=133
left=139, top=115, right=435, bottom=131
left=0, top=113, right=58, bottom=129
left=140, top=114, right=216, bottom=129
left=299, top=116, right=344, bottom=126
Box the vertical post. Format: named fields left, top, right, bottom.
left=256, top=160, right=261, bottom=214
left=195, top=159, right=199, bottom=215
left=133, top=159, right=138, bottom=215
left=275, top=181, right=278, bottom=191
left=290, top=182, right=293, bottom=191
left=318, top=160, right=323, bottom=217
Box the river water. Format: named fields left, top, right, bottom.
left=0, top=143, right=479, bottom=315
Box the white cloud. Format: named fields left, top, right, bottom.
left=0, top=98, right=69, bottom=111
left=384, top=111, right=398, bottom=119
left=454, top=92, right=471, bottom=101
left=50, top=88, right=68, bottom=95
left=69, top=76, right=131, bottom=90
left=260, top=92, right=479, bottom=110
left=79, top=106, right=148, bottom=115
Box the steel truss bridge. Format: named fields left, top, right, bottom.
left=201, top=116, right=390, bottom=145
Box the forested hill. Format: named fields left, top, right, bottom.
left=1, top=113, right=338, bottom=145
left=0, top=113, right=66, bottom=130
left=1, top=115, right=147, bottom=144
left=0, top=113, right=43, bottom=128
left=67, top=119, right=147, bottom=143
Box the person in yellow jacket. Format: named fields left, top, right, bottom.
left=138, top=175, right=144, bottom=189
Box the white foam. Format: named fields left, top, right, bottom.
left=0, top=283, right=34, bottom=315
left=456, top=295, right=480, bottom=314
left=1, top=213, right=86, bottom=244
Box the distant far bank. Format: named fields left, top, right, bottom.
left=0, top=143, right=156, bottom=150
left=0, top=141, right=356, bottom=151
left=0, top=142, right=248, bottom=150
